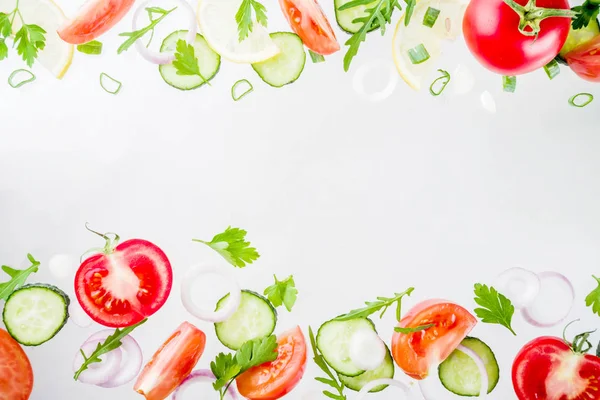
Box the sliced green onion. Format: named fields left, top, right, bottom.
left=408, top=44, right=430, bottom=65
left=8, top=69, right=35, bottom=88
left=231, top=79, right=253, bottom=101
left=429, top=69, right=450, bottom=96
left=309, top=50, right=325, bottom=63
left=543, top=59, right=560, bottom=80
left=99, top=73, right=122, bottom=95
left=569, top=93, right=593, bottom=107
left=77, top=40, right=103, bottom=55
left=502, top=75, right=516, bottom=93
left=423, top=7, right=440, bottom=28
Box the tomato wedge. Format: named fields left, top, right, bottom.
left=565, top=36, right=600, bottom=82
left=278, top=0, right=340, bottom=55
left=391, top=299, right=477, bottom=380
left=236, top=326, right=307, bottom=400
left=0, top=329, right=33, bottom=400
left=134, top=322, right=206, bottom=400
left=75, top=230, right=172, bottom=328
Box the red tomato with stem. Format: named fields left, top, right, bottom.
left=391, top=299, right=477, bottom=380
left=0, top=329, right=33, bottom=400
left=236, top=326, right=307, bottom=400
left=278, top=0, right=340, bottom=55
left=75, top=227, right=172, bottom=328
left=565, top=36, right=600, bottom=82
left=463, top=0, right=575, bottom=75
left=134, top=322, right=206, bottom=400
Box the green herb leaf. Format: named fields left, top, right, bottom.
left=0, top=12, right=12, bottom=38
left=117, top=7, right=177, bottom=54
left=172, top=39, right=208, bottom=84
left=235, top=0, right=268, bottom=42
left=473, top=283, right=516, bottom=335
left=210, top=353, right=242, bottom=391
left=394, top=323, right=435, bottom=334
left=14, top=24, right=46, bottom=67
left=334, top=287, right=414, bottom=321
left=0, top=254, right=40, bottom=300
left=77, top=40, right=103, bottom=55
left=572, top=2, right=599, bottom=30
left=309, top=50, right=325, bottom=63
left=264, top=275, right=298, bottom=312
left=404, top=0, right=416, bottom=25
left=309, top=326, right=347, bottom=400
left=0, top=38, right=8, bottom=61
left=193, top=226, right=260, bottom=268
left=585, top=275, right=600, bottom=316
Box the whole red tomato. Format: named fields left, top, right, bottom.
left=565, top=35, right=600, bottom=81
left=463, top=0, right=573, bottom=75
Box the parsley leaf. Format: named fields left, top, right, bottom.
left=473, top=283, right=516, bottom=335
left=211, top=353, right=241, bottom=390
left=172, top=39, right=208, bottom=83
left=585, top=275, right=600, bottom=317
left=193, top=226, right=260, bottom=268
left=0, top=38, right=8, bottom=61
left=73, top=319, right=147, bottom=380
left=394, top=323, right=435, bottom=334
left=235, top=0, right=268, bottom=42
left=0, top=12, right=11, bottom=38
left=117, top=7, right=176, bottom=54
left=334, top=287, right=414, bottom=321
left=309, top=326, right=347, bottom=400
left=572, top=1, right=600, bottom=30
left=14, top=24, right=46, bottom=67
left=264, top=275, right=298, bottom=312
left=0, top=254, right=40, bottom=301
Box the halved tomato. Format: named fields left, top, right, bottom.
left=58, top=0, right=136, bottom=44
left=565, top=35, right=600, bottom=82
left=278, top=0, right=340, bottom=55
left=75, top=233, right=172, bottom=328
left=134, top=322, right=206, bottom=400
left=236, top=326, right=307, bottom=400
left=391, top=299, right=477, bottom=380
left=0, top=329, right=33, bottom=400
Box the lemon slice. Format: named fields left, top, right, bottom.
left=392, top=0, right=465, bottom=90
left=197, top=0, right=279, bottom=64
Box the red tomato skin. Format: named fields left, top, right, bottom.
left=75, top=239, right=173, bottom=328
left=278, top=0, right=340, bottom=55
left=512, top=336, right=600, bottom=400
left=134, top=322, right=206, bottom=400
left=58, top=0, right=136, bottom=44
left=463, top=0, right=570, bottom=75
left=565, top=36, right=600, bottom=82
left=0, top=329, right=33, bottom=400
left=236, top=326, right=308, bottom=400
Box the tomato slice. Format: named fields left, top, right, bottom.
left=278, top=0, right=340, bottom=55
left=391, top=299, right=477, bottom=380
left=236, top=326, right=307, bottom=400
left=75, top=238, right=172, bottom=328
left=565, top=36, right=600, bottom=82
left=134, top=322, right=206, bottom=400
left=0, top=329, right=33, bottom=400
left=513, top=336, right=600, bottom=400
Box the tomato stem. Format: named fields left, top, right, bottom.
left=504, top=0, right=579, bottom=37
left=563, top=319, right=596, bottom=354
left=84, top=223, right=120, bottom=255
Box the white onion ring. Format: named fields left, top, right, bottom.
left=457, top=345, right=488, bottom=398
left=522, top=271, right=575, bottom=327
left=171, top=369, right=239, bottom=399
left=132, top=0, right=197, bottom=65
left=69, top=301, right=93, bottom=328
left=493, top=267, right=541, bottom=309
left=73, top=339, right=123, bottom=385
left=352, top=60, right=398, bottom=102
left=355, top=378, right=410, bottom=400
left=181, top=264, right=242, bottom=323
left=349, top=329, right=386, bottom=371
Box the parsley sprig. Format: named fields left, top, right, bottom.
left=0, top=253, right=39, bottom=301
left=193, top=226, right=260, bottom=268
left=235, top=0, right=268, bottom=42
left=0, top=0, right=46, bottom=67
left=309, top=326, right=347, bottom=400
left=473, top=283, right=517, bottom=335
left=264, top=275, right=298, bottom=312
left=585, top=275, right=600, bottom=316
left=334, top=287, right=414, bottom=321
left=172, top=39, right=209, bottom=84
left=117, top=7, right=176, bottom=54
left=572, top=0, right=600, bottom=30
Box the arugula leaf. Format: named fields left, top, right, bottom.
left=235, top=0, right=268, bottom=42
left=394, top=323, right=435, bottom=334
left=0, top=254, right=40, bottom=301
left=73, top=319, right=147, bottom=380
left=572, top=1, right=600, bottom=30
left=473, top=283, right=516, bottom=335
left=14, top=24, right=46, bottom=67
left=264, top=275, right=298, bottom=312
left=309, top=326, right=346, bottom=400
left=193, top=226, right=260, bottom=268
left=117, top=7, right=176, bottom=54
left=334, top=287, right=414, bottom=321
left=172, top=39, right=208, bottom=84
left=585, top=275, right=600, bottom=316
left=404, top=0, right=416, bottom=25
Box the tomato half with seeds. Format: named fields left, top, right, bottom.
left=0, top=329, right=33, bottom=400
left=278, top=0, right=340, bottom=55
left=75, top=230, right=172, bottom=327
left=391, top=299, right=477, bottom=380
left=236, top=326, right=307, bottom=400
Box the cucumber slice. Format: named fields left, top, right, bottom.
left=316, top=318, right=375, bottom=377
left=335, top=0, right=379, bottom=34
left=159, top=30, right=221, bottom=90
left=559, top=18, right=600, bottom=60
left=338, top=346, right=394, bottom=393
left=214, top=290, right=276, bottom=350
left=3, top=284, right=70, bottom=346
left=438, top=337, right=500, bottom=396
left=252, top=32, right=306, bottom=88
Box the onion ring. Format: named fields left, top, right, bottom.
left=181, top=264, right=242, bottom=323
left=132, top=0, right=197, bottom=65
left=352, top=60, right=398, bottom=102
left=349, top=329, right=386, bottom=371
left=69, top=301, right=93, bottom=328
left=171, top=369, right=239, bottom=399
left=522, top=271, right=575, bottom=327
left=73, top=339, right=123, bottom=385
left=456, top=344, right=488, bottom=398
left=355, top=378, right=410, bottom=400
left=493, top=267, right=541, bottom=309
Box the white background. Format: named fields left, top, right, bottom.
left=1, top=0, right=600, bottom=398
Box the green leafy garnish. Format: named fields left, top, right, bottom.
left=0, top=4, right=46, bottom=67
left=309, top=49, right=325, bottom=63
left=404, top=0, right=416, bottom=25
left=334, top=287, right=414, bottom=321
left=117, top=7, right=176, bottom=54
left=394, top=323, right=435, bottom=334
left=77, top=40, right=103, bottom=55
left=309, top=326, right=347, bottom=400
left=235, top=0, right=268, bottom=42
left=193, top=226, right=260, bottom=268
left=73, top=319, right=147, bottom=380
left=473, top=283, right=516, bottom=335
left=585, top=275, right=600, bottom=316
left=264, top=275, right=298, bottom=312
left=172, top=39, right=208, bottom=84
left=0, top=254, right=39, bottom=301
left=572, top=1, right=600, bottom=30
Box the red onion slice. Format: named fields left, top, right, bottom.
left=355, top=378, right=410, bottom=399
left=522, top=271, right=575, bottom=327
left=73, top=340, right=123, bottom=385
left=132, top=0, right=197, bottom=65
left=494, top=267, right=541, bottom=309
left=171, top=369, right=239, bottom=399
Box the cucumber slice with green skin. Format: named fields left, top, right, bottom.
left=335, top=0, right=380, bottom=34
left=316, top=318, right=376, bottom=377
left=338, top=346, right=394, bottom=393
left=3, top=284, right=70, bottom=346
left=252, top=32, right=306, bottom=88
left=159, top=30, right=221, bottom=91
left=558, top=18, right=600, bottom=60
left=214, top=290, right=276, bottom=350
left=438, top=337, right=500, bottom=396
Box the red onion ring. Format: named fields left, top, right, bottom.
left=171, top=369, right=239, bottom=399
left=73, top=339, right=123, bottom=385
left=132, top=0, right=197, bottom=65
left=522, top=271, right=575, bottom=328
left=355, top=378, right=410, bottom=399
